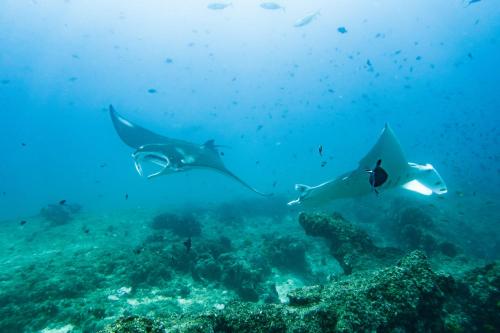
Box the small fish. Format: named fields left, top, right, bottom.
left=125, top=193, right=129, bottom=200
left=318, top=145, right=323, bottom=157
left=184, top=237, right=192, bottom=253
left=207, top=2, right=231, bottom=10
left=260, top=2, right=284, bottom=11
left=464, top=0, right=481, bottom=7
left=147, top=88, right=157, bottom=94
left=165, top=58, right=173, bottom=64
left=257, top=124, right=263, bottom=131
left=82, top=226, right=90, bottom=234
left=272, top=180, right=277, bottom=187
left=321, top=161, right=327, bottom=167
left=294, top=11, right=320, bottom=28
left=337, top=26, right=348, bottom=34
left=220, top=151, right=225, bottom=156
left=21, top=143, right=27, bottom=147
left=20, top=220, right=27, bottom=226
left=59, top=200, right=66, bottom=205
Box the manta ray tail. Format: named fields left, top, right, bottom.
left=216, top=167, right=273, bottom=197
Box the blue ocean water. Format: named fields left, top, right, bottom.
left=0, top=1, right=499, bottom=332
left=0, top=0, right=499, bottom=218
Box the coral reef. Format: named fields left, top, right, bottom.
left=262, top=234, right=309, bottom=275
left=298, top=212, right=402, bottom=274
left=101, top=251, right=500, bottom=333
left=151, top=212, right=201, bottom=237
left=392, top=207, right=459, bottom=257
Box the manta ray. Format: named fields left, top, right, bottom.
left=288, top=124, right=447, bottom=206
left=109, top=105, right=270, bottom=196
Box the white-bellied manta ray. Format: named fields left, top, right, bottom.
left=109, top=105, right=271, bottom=196
left=288, top=124, right=447, bottom=206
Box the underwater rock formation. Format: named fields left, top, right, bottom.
left=298, top=212, right=402, bottom=274
left=444, top=261, right=500, bottom=331
left=100, top=251, right=500, bottom=333
left=40, top=202, right=82, bottom=226
left=262, top=234, right=309, bottom=275
left=151, top=212, right=201, bottom=237
left=393, top=207, right=459, bottom=257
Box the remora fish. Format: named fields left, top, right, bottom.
left=109, top=106, right=271, bottom=196
left=288, top=124, right=447, bottom=206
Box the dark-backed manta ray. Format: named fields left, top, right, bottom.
left=109, top=105, right=271, bottom=196
left=288, top=124, right=447, bottom=206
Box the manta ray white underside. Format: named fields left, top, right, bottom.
left=288, top=124, right=447, bottom=206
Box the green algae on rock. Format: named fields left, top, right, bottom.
left=100, top=251, right=455, bottom=332
left=298, top=212, right=403, bottom=274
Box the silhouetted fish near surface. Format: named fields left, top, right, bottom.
left=125, top=193, right=129, bottom=200
left=337, top=26, right=348, bottom=34
left=464, top=0, right=481, bottom=6
left=59, top=200, right=66, bottom=205
left=319, top=145, right=323, bottom=157
left=260, top=2, right=284, bottom=11
left=184, top=238, right=192, bottom=253
left=294, top=11, right=320, bottom=27
left=207, top=2, right=231, bottom=10
left=147, top=88, right=157, bottom=94
left=20, top=220, right=27, bottom=226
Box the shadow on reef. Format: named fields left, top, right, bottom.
left=40, top=201, right=82, bottom=226
left=100, top=251, right=500, bottom=333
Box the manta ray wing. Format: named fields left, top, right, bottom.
left=109, top=105, right=187, bottom=149
left=357, top=124, right=408, bottom=176
left=110, top=105, right=271, bottom=196
left=288, top=124, right=446, bottom=206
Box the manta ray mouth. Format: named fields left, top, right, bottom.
left=132, top=152, right=170, bottom=178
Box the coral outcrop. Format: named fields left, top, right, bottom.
left=298, top=212, right=402, bottom=274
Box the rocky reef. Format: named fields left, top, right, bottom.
left=298, top=212, right=402, bottom=274
left=100, top=251, right=499, bottom=332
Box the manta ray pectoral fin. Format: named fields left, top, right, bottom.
left=404, top=163, right=448, bottom=195
left=109, top=105, right=175, bottom=149
left=402, top=180, right=433, bottom=195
